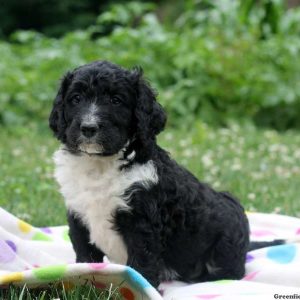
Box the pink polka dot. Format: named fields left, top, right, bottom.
left=296, top=228, right=300, bottom=235
left=25, top=265, right=38, bottom=271
left=196, top=295, right=221, bottom=299
left=89, top=263, right=107, bottom=270
left=251, top=230, right=276, bottom=238
left=243, top=271, right=259, bottom=281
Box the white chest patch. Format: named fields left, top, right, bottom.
left=53, top=148, right=158, bottom=264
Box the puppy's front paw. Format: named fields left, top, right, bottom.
left=147, top=277, right=160, bottom=288
left=127, top=257, right=160, bottom=288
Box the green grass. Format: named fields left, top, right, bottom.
left=0, top=124, right=64, bottom=226
left=1, top=122, right=300, bottom=298
left=159, top=122, right=300, bottom=217
left=1, top=122, right=300, bottom=226
left=0, top=283, right=122, bottom=300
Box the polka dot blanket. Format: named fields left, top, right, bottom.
left=0, top=208, right=300, bottom=299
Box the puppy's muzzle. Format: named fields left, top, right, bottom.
left=80, top=122, right=101, bottom=138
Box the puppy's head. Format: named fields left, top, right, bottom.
left=49, top=61, right=166, bottom=160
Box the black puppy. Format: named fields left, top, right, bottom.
left=49, top=61, right=282, bottom=287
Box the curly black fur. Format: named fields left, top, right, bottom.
left=49, top=61, right=283, bottom=288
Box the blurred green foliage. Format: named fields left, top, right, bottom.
left=1, top=0, right=300, bottom=130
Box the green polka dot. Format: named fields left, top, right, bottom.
left=33, top=265, right=67, bottom=281
left=215, top=279, right=234, bottom=284
left=32, top=232, right=52, bottom=241
left=63, top=229, right=70, bottom=242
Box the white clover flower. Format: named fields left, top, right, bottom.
left=259, top=163, right=268, bottom=171
left=293, top=149, right=300, bottom=159
left=269, top=144, right=279, bottom=152
left=264, top=130, right=277, bottom=139
left=204, top=175, right=213, bottom=182
left=181, top=159, right=188, bottom=165
left=272, top=207, right=282, bottom=214
left=179, top=139, right=190, bottom=147
left=213, top=181, right=221, bottom=188
left=279, top=145, right=288, bottom=154
left=35, top=167, right=42, bottom=173
left=248, top=151, right=255, bottom=159
left=202, top=153, right=213, bottom=167
left=250, top=172, right=263, bottom=180
left=165, top=133, right=174, bottom=141
left=247, top=193, right=256, bottom=201
left=219, top=128, right=231, bottom=136
left=275, top=166, right=284, bottom=174
left=12, top=148, right=23, bottom=156
left=17, top=213, right=32, bottom=221
left=231, top=163, right=242, bottom=171
left=211, top=166, right=219, bottom=175
left=183, top=149, right=194, bottom=158
left=230, top=124, right=240, bottom=133
left=282, top=156, right=293, bottom=164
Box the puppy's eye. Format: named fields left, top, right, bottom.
left=71, top=95, right=81, bottom=105
left=110, top=96, right=122, bottom=106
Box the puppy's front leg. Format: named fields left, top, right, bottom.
left=67, top=211, right=105, bottom=263
left=115, top=209, right=161, bottom=287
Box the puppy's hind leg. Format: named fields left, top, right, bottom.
left=197, top=234, right=248, bottom=282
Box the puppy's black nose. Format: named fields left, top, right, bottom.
left=80, top=124, right=98, bottom=138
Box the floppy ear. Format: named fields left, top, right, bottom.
left=132, top=68, right=167, bottom=158
left=49, top=72, right=73, bottom=141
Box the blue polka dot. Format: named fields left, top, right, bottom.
left=124, top=267, right=151, bottom=290
left=267, top=244, right=296, bottom=264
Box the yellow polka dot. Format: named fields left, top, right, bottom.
left=0, top=272, right=24, bottom=284
left=18, top=220, right=32, bottom=233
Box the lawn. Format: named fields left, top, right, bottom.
left=0, top=284, right=123, bottom=300
left=1, top=121, right=300, bottom=227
